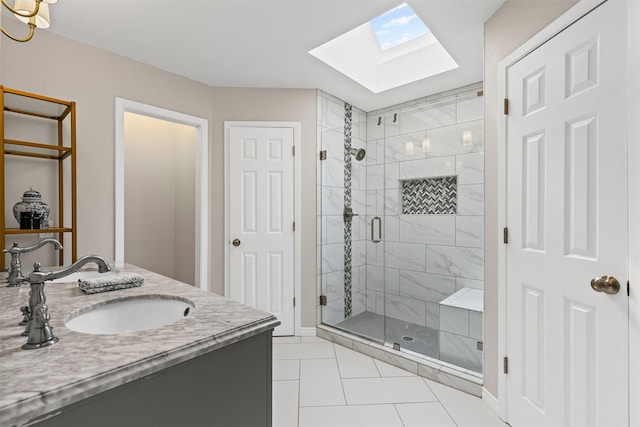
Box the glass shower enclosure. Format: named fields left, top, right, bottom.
left=318, top=86, right=484, bottom=375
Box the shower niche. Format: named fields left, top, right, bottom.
left=317, top=84, right=484, bottom=378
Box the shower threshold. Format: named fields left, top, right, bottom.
left=317, top=320, right=483, bottom=397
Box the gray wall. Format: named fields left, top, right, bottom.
left=1, top=20, right=318, bottom=328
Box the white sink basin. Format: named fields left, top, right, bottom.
left=49, top=269, right=120, bottom=283
left=65, top=295, right=194, bottom=335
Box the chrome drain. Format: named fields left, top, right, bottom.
left=402, top=336, right=414, bottom=342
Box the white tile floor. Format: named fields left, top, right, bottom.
left=273, top=336, right=508, bottom=427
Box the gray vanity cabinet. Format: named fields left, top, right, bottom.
left=29, top=331, right=273, bottom=427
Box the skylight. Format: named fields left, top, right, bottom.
left=309, top=3, right=459, bottom=94
left=370, top=3, right=430, bottom=51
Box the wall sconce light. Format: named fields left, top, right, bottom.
left=2, top=0, right=57, bottom=42
left=462, top=130, right=473, bottom=146
left=405, top=141, right=415, bottom=155
left=422, top=136, right=431, bottom=154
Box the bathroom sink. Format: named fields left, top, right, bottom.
left=49, top=269, right=120, bottom=283
left=65, top=295, right=194, bottom=335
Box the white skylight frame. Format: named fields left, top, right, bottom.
left=309, top=3, right=459, bottom=94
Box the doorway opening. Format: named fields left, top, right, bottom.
left=115, top=98, right=209, bottom=290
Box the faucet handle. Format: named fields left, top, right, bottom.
left=33, top=262, right=42, bottom=272
left=2, top=243, right=17, bottom=254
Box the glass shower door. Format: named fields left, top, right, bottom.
left=379, top=108, right=443, bottom=360
left=379, top=91, right=485, bottom=373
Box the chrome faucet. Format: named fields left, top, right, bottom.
left=21, top=255, right=111, bottom=350
left=3, top=239, right=63, bottom=287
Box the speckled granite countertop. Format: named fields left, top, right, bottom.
left=0, top=264, right=279, bottom=427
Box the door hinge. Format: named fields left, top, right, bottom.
left=628, top=280, right=630, bottom=297
left=293, top=221, right=295, bottom=231
left=292, top=145, right=296, bottom=156
left=293, top=297, right=296, bottom=307
left=503, top=227, right=509, bottom=244
left=319, top=150, right=327, bottom=160
left=503, top=98, right=509, bottom=115
left=319, top=295, right=327, bottom=306
left=504, top=356, right=509, bottom=374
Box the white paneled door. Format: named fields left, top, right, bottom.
left=228, top=126, right=295, bottom=336
left=506, top=1, right=628, bottom=426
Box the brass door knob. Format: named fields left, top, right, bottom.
left=590, top=275, right=620, bottom=295
left=232, top=239, right=241, bottom=247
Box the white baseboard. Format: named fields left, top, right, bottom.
left=482, top=387, right=505, bottom=421
left=295, top=326, right=317, bottom=337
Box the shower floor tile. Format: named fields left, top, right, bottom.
left=335, top=311, right=440, bottom=358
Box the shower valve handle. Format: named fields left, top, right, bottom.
left=343, top=207, right=358, bottom=222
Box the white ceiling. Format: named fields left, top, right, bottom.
left=33, top=0, right=503, bottom=111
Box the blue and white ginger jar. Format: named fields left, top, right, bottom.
left=12, top=187, right=50, bottom=226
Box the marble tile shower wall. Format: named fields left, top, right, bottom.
left=364, top=84, right=484, bottom=330
left=317, top=91, right=368, bottom=325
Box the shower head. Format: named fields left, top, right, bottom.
left=350, top=148, right=366, bottom=161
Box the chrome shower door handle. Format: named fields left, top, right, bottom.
left=371, top=217, right=382, bottom=243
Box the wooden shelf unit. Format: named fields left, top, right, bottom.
left=1, top=86, right=77, bottom=270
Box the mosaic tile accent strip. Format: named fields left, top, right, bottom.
left=402, top=176, right=457, bottom=215
left=343, top=103, right=353, bottom=319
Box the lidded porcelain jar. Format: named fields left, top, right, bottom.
left=12, top=187, right=50, bottom=227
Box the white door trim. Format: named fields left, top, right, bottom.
left=224, top=121, right=302, bottom=335
left=497, top=0, right=638, bottom=423
left=115, top=98, right=209, bottom=290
